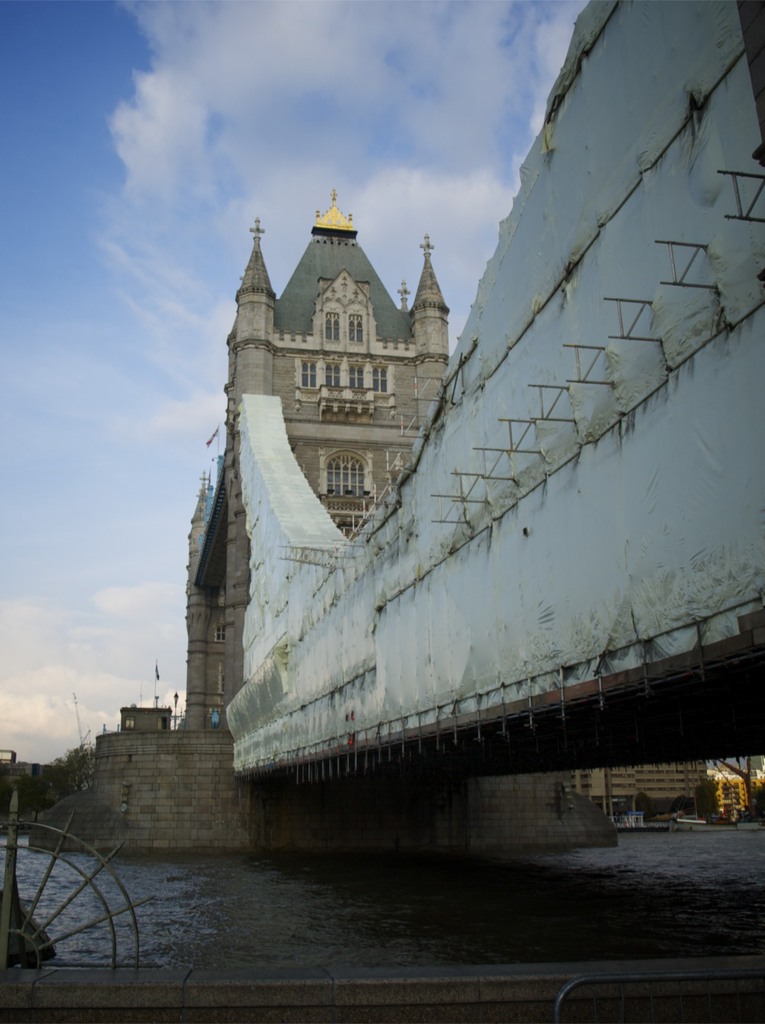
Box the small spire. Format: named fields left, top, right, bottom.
left=412, top=233, right=449, bottom=314
left=237, top=216, right=274, bottom=300
left=398, top=280, right=410, bottom=311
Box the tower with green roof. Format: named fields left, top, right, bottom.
left=186, top=194, right=449, bottom=730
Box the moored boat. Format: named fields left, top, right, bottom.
left=671, top=816, right=728, bottom=832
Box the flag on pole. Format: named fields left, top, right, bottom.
left=206, top=426, right=219, bottom=447
left=155, top=662, right=160, bottom=682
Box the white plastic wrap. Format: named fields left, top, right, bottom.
left=228, top=0, right=765, bottom=773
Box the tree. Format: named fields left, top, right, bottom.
left=44, top=744, right=95, bottom=799
left=0, top=775, right=54, bottom=820
left=695, top=777, right=719, bottom=818
left=634, top=791, right=655, bottom=818
left=15, top=775, right=54, bottom=820
left=0, top=775, right=13, bottom=815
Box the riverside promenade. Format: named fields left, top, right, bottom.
left=1, top=956, right=764, bottom=1023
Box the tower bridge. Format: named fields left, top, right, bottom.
left=51, top=0, right=765, bottom=858
left=226, top=1, right=765, bottom=801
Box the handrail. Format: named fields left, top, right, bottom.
left=553, top=967, right=765, bottom=1023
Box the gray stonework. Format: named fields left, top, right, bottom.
left=3, top=957, right=763, bottom=1023
left=37, top=733, right=250, bottom=853
left=188, top=197, right=450, bottom=730
left=37, top=736, right=613, bottom=858
left=66, top=197, right=612, bottom=857
left=246, top=772, right=615, bottom=859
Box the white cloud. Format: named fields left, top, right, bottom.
left=3, top=0, right=587, bottom=767
left=107, top=0, right=587, bottom=341
left=0, top=588, right=186, bottom=764
left=91, top=581, right=179, bottom=620
left=114, top=390, right=226, bottom=445
left=111, top=67, right=211, bottom=201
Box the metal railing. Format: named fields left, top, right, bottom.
left=1, top=788, right=149, bottom=968
left=553, top=967, right=765, bottom=1023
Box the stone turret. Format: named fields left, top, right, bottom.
left=188, top=472, right=212, bottom=574
left=223, top=221, right=277, bottom=725
left=235, top=218, right=275, bottom=329
left=411, top=233, right=449, bottom=360
left=185, top=472, right=215, bottom=730
left=196, top=197, right=452, bottom=733
left=229, top=219, right=276, bottom=406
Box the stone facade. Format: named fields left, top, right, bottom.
left=246, top=772, right=614, bottom=859
left=36, top=732, right=250, bottom=853
left=187, top=195, right=450, bottom=732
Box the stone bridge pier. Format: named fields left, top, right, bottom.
left=246, top=771, right=615, bottom=859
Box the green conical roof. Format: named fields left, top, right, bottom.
left=274, top=234, right=412, bottom=341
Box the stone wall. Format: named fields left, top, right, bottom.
left=38, top=732, right=612, bottom=857
left=39, top=732, right=251, bottom=853
left=246, top=771, right=615, bottom=859
left=3, top=957, right=762, bottom=1023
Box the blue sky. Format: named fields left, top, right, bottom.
left=0, top=0, right=585, bottom=763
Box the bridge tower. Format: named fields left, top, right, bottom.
left=186, top=194, right=450, bottom=732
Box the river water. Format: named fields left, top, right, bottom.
left=4, top=830, right=764, bottom=969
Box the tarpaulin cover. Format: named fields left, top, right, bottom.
left=228, top=0, right=765, bottom=772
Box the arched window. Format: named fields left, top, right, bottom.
left=325, top=312, right=340, bottom=341
left=326, top=454, right=365, bottom=496
left=349, top=314, right=363, bottom=343
left=325, top=362, right=340, bottom=387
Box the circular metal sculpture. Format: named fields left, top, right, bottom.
left=1, top=789, right=149, bottom=968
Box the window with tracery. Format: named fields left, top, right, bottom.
left=372, top=367, right=387, bottom=393
left=301, top=361, right=317, bottom=387
left=349, top=364, right=364, bottom=388
left=325, top=312, right=340, bottom=341
left=349, top=314, right=363, bottom=343
left=326, top=454, right=365, bottom=496
left=325, top=363, right=340, bottom=387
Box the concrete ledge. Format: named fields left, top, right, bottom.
left=0, top=957, right=762, bottom=1023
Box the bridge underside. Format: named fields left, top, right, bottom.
left=239, top=618, right=765, bottom=783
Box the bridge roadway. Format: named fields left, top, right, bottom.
left=227, top=1, right=765, bottom=788
left=236, top=611, right=765, bottom=784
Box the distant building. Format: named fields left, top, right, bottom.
left=1, top=758, right=43, bottom=778
left=119, top=705, right=172, bottom=733
left=708, top=760, right=765, bottom=818
left=572, top=762, right=709, bottom=816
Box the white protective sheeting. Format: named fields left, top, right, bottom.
left=226, top=396, right=345, bottom=765
left=229, top=0, right=765, bottom=773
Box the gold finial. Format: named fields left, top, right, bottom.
left=315, top=190, right=355, bottom=232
